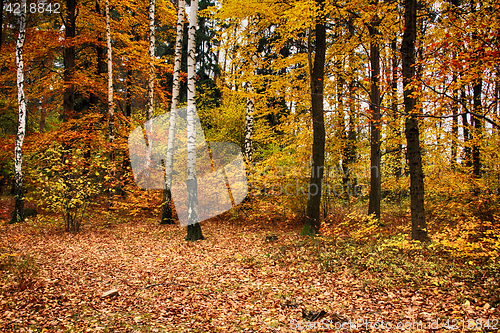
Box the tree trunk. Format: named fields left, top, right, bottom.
left=161, top=0, right=185, bottom=225
left=451, top=77, right=458, bottom=169
left=88, top=1, right=107, bottom=111
left=302, top=0, right=326, bottom=236
left=11, top=0, right=27, bottom=224
left=0, top=0, right=4, bottom=50
left=245, top=84, right=255, bottom=163
left=105, top=0, right=116, bottom=197
left=391, top=38, right=402, bottom=178
left=39, top=98, right=46, bottom=133
left=147, top=0, right=155, bottom=121
left=471, top=0, right=482, bottom=178
left=402, top=0, right=428, bottom=242
left=368, top=18, right=381, bottom=220
left=337, top=69, right=348, bottom=200
left=144, top=0, right=156, bottom=178
left=106, top=0, right=114, bottom=145
left=461, top=84, right=471, bottom=168
left=185, top=0, right=203, bottom=241
left=125, top=69, right=132, bottom=117
left=449, top=0, right=459, bottom=170
left=472, top=79, right=482, bottom=177
left=63, top=0, right=77, bottom=122
left=344, top=15, right=357, bottom=196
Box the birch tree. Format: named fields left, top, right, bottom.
left=161, top=0, right=185, bottom=225
left=145, top=0, right=156, bottom=178
left=11, top=0, right=27, bottom=224
left=185, top=0, right=204, bottom=241
left=0, top=0, right=4, bottom=50
left=105, top=0, right=116, bottom=194
left=244, top=83, right=255, bottom=163
left=106, top=0, right=114, bottom=145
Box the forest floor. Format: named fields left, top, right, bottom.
left=1, top=197, right=499, bottom=332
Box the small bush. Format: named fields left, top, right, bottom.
left=26, top=115, right=109, bottom=232
left=426, top=172, right=500, bottom=262
left=0, top=250, right=39, bottom=289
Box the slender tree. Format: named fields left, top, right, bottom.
left=461, top=85, right=471, bottom=167
left=185, top=0, right=204, bottom=241
left=390, top=38, right=402, bottom=178
left=0, top=0, right=4, bottom=50
left=106, top=0, right=114, bottom=146
left=245, top=82, right=255, bottom=163
left=451, top=72, right=459, bottom=169
left=89, top=0, right=107, bottom=112
left=470, top=0, right=482, bottom=178
left=11, top=0, right=27, bottom=224
left=367, top=4, right=382, bottom=220
left=125, top=69, right=133, bottom=117
left=105, top=0, right=115, bottom=191
left=161, top=0, right=185, bottom=225
left=401, top=0, right=428, bottom=241
left=147, top=0, right=155, bottom=122
left=144, top=0, right=156, bottom=180
left=302, top=0, right=326, bottom=236
left=344, top=15, right=358, bottom=196
left=63, top=0, right=77, bottom=121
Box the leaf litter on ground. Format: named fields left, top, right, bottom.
left=0, top=207, right=499, bottom=332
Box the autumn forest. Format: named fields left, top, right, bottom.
left=0, top=0, right=499, bottom=331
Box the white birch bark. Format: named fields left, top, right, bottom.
left=161, top=0, right=184, bottom=224
left=145, top=0, right=155, bottom=175
left=245, top=85, right=254, bottom=163
left=244, top=51, right=257, bottom=164
left=166, top=0, right=184, bottom=190
left=186, top=0, right=199, bottom=227
left=12, top=0, right=27, bottom=223
left=106, top=0, right=114, bottom=143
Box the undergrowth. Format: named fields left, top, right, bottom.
left=0, top=248, right=39, bottom=289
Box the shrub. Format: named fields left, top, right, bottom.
left=0, top=249, right=39, bottom=289
left=27, top=115, right=108, bottom=232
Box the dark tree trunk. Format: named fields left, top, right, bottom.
left=368, top=20, right=381, bottom=220
left=449, top=0, right=459, bottom=170
left=0, top=0, right=4, bottom=50
left=391, top=38, right=402, bottom=178
left=39, top=98, right=46, bottom=133
left=63, top=0, right=77, bottom=121
left=461, top=85, right=472, bottom=168
left=161, top=161, right=174, bottom=225
left=161, top=188, right=174, bottom=224
left=471, top=0, right=482, bottom=178
left=472, top=80, right=482, bottom=177
left=302, top=0, right=326, bottom=236
left=11, top=187, right=24, bottom=223
left=125, top=69, right=133, bottom=117
left=88, top=1, right=107, bottom=111
left=186, top=223, right=204, bottom=241
left=337, top=65, right=348, bottom=199
left=451, top=83, right=459, bottom=169
left=346, top=102, right=357, bottom=194
left=344, top=15, right=357, bottom=195
left=402, top=0, right=428, bottom=242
